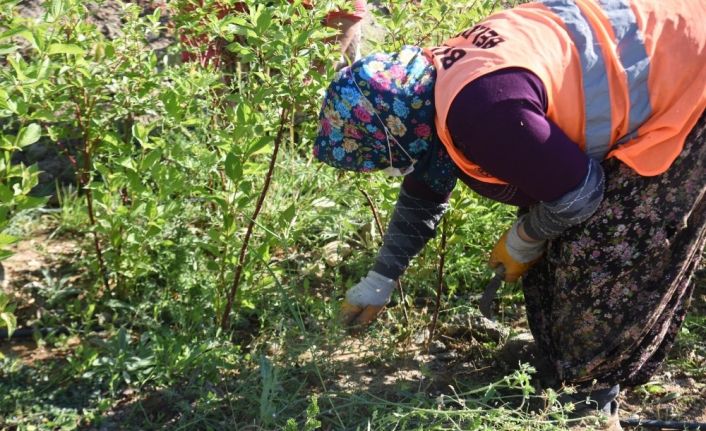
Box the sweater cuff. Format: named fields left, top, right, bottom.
left=524, top=159, right=605, bottom=240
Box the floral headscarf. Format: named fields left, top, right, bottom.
left=314, top=46, right=439, bottom=172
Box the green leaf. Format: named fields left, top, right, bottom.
left=118, top=155, right=135, bottom=171
left=50, top=0, right=66, bottom=20
left=160, top=91, right=179, bottom=119
left=7, top=56, right=27, bottom=81
left=35, top=56, right=51, bottom=80
left=0, top=233, right=18, bottom=247
left=0, top=25, right=36, bottom=50
left=240, top=298, right=256, bottom=311
left=141, top=149, right=162, bottom=171
left=281, top=203, right=296, bottom=225
left=0, top=135, right=11, bottom=152
left=31, top=26, right=46, bottom=52
left=246, top=136, right=272, bottom=157
left=256, top=9, right=272, bottom=34
left=47, top=43, right=85, bottom=56
left=0, top=311, right=16, bottom=338
left=125, top=170, right=146, bottom=194
left=13, top=97, right=27, bottom=116
left=104, top=43, right=115, bottom=59
left=239, top=180, right=252, bottom=196
left=0, top=185, right=10, bottom=203
left=15, top=123, right=41, bottom=148
left=105, top=299, right=134, bottom=311
left=0, top=251, right=14, bottom=263
left=225, top=153, right=242, bottom=181
left=16, top=196, right=47, bottom=211
left=0, top=88, right=8, bottom=107
left=102, top=131, right=122, bottom=148
left=311, top=197, right=336, bottom=209
left=0, top=43, right=17, bottom=55
left=0, top=209, right=8, bottom=227
left=223, top=212, right=235, bottom=235
left=644, top=383, right=666, bottom=395
left=30, top=109, right=55, bottom=122
left=132, top=123, right=154, bottom=149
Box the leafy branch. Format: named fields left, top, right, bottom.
left=220, top=106, right=291, bottom=330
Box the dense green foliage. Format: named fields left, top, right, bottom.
left=0, top=0, right=703, bottom=429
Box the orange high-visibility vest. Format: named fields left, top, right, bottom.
left=426, top=0, right=706, bottom=185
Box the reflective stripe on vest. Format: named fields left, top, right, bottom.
left=598, top=0, right=651, bottom=144
left=541, top=0, right=652, bottom=159
left=430, top=0, right=706, bottom=182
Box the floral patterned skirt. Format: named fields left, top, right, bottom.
left=523, top=113, right=706, bottom=389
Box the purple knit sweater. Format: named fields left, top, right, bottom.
left=403, top=68, right=589, bottom=206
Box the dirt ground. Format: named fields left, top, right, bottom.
left=0, top=227, right=83, bottom=361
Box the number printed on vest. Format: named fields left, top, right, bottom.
left=430, top=46, right=466, bottom=70
left=432, top=24, right=506, bottom=70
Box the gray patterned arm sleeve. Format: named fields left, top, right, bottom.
left=524, top=158, right=605, bottom=240
left=372, top=188, right=449, bottom=280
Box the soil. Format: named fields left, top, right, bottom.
left=0, top=227, right=83, bottom=362
left=294, top=279, right=706, bottom=428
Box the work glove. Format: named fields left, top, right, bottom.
left=489, top=218, right=546, bottom=282
left=340, top=271, right=396, bottom=327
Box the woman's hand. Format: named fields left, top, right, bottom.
left=489, top=218, right=546, bottom=282
left=340, top=271, right=396, bottom=327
